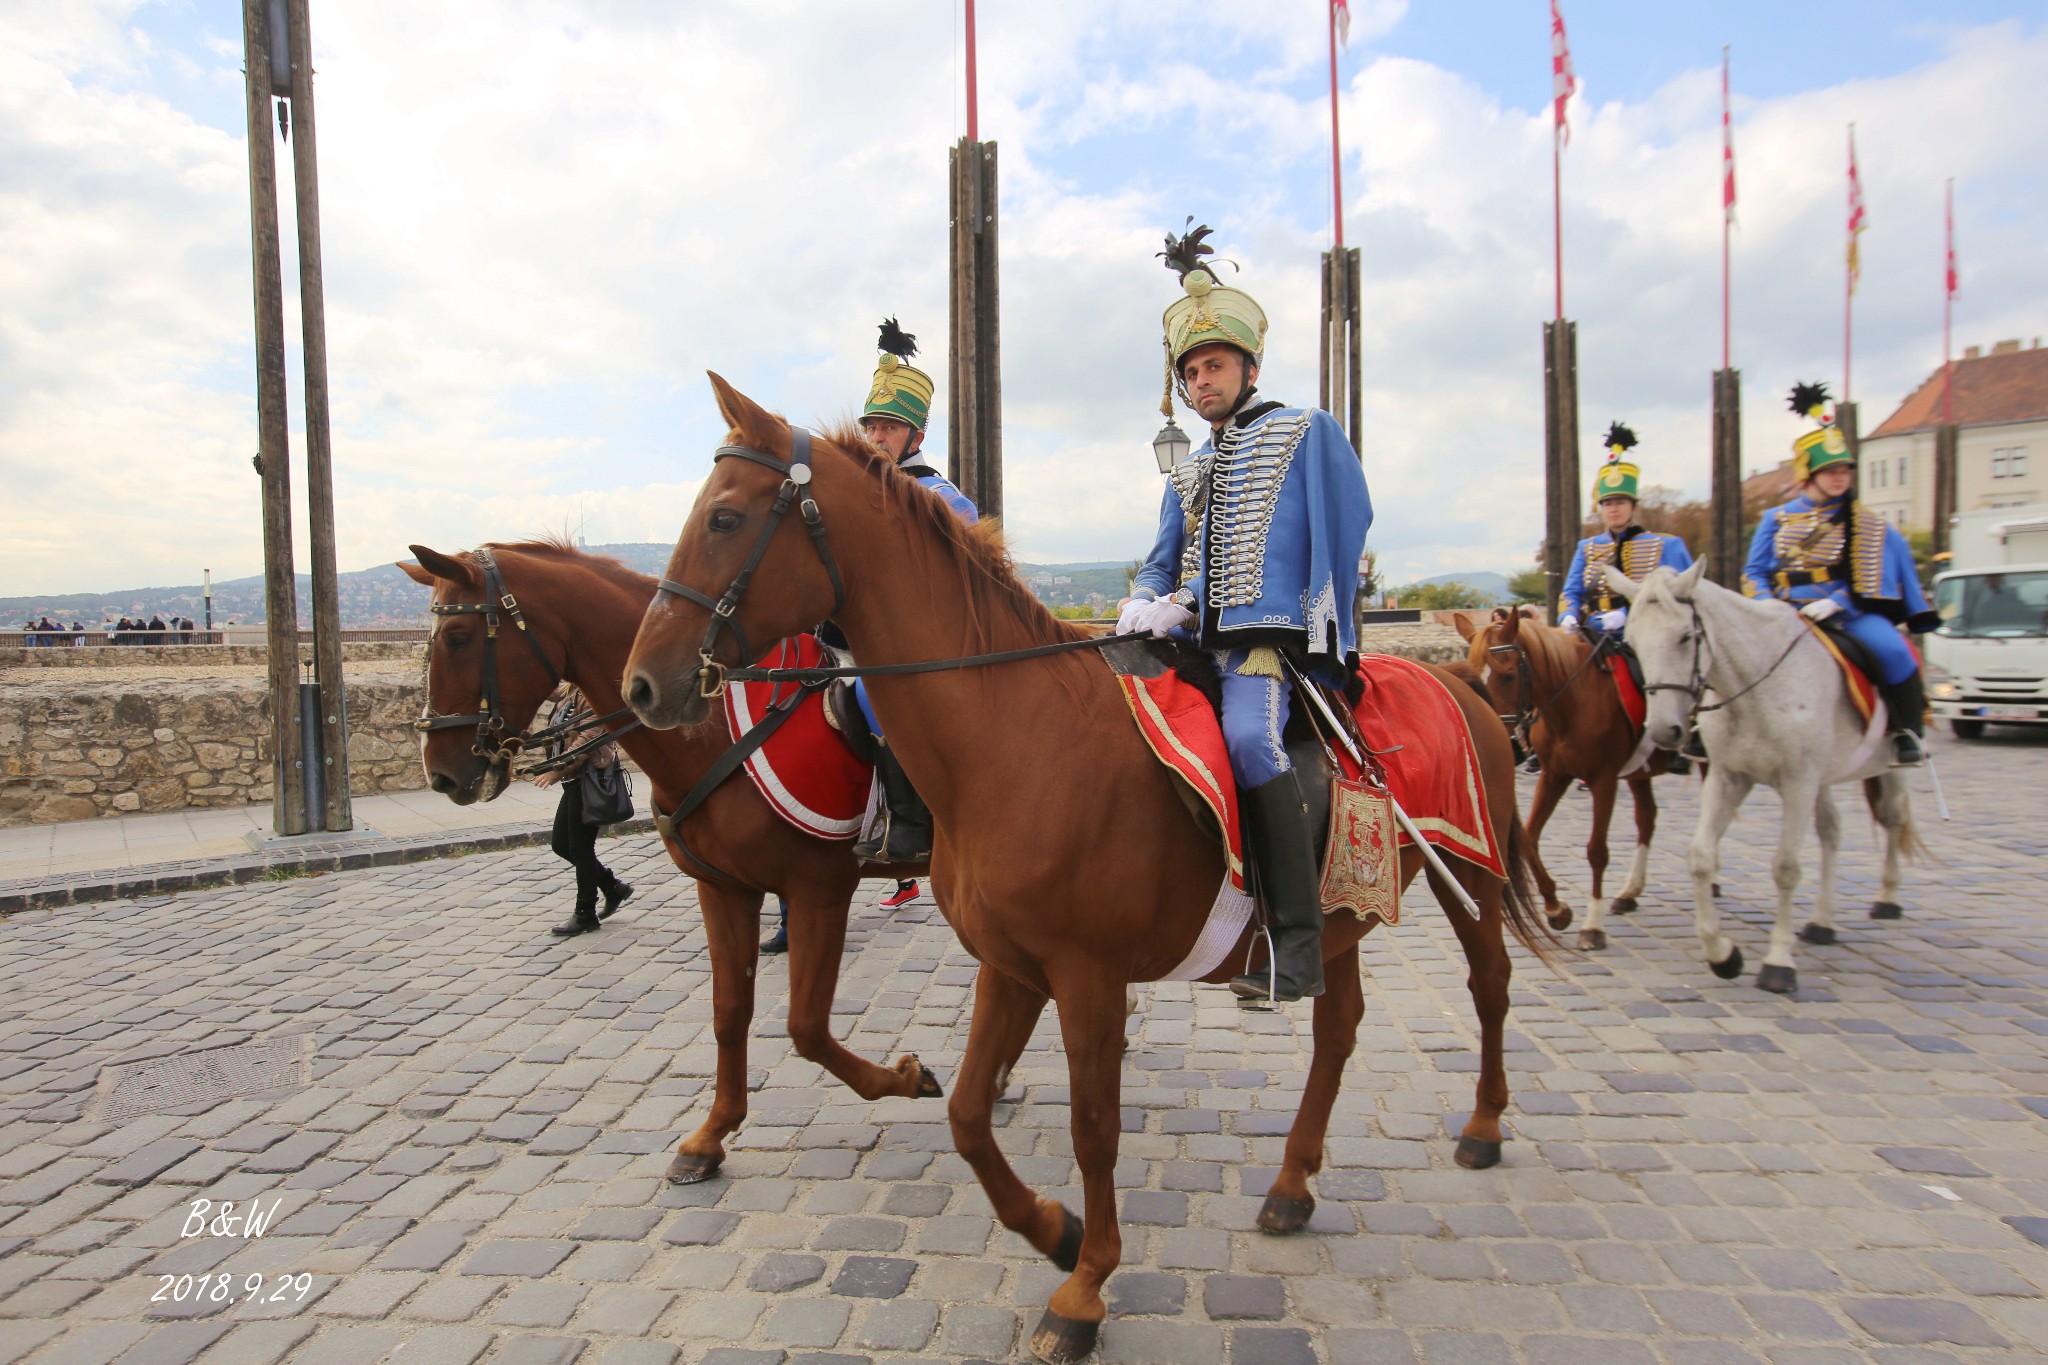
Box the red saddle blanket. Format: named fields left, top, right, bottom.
left=1115, top=651, right=1505, bottom=892
left=1606, top=651, right=1647, bottom=732
left=722, top=636, right=872, bottom=840
left=1803, top=622, right=1882, bottom=724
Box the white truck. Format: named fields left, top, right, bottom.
left=1925, top=504, right=2048, bottom=738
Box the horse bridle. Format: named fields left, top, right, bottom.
left=414, top=547, right=643, bottom=773
left=1486, top=629, right=1604, bottom=748
left=650, top=427, right=845, bottom=698
left=1640, top=595, right=1807, bottom=718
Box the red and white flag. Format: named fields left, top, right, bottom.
left=1846, top=126, right=1867, bottom=293
left=1945, top=180, right=1959, bottom=299
left=1721, top=48, right=1736, bottom=225
left=1551, top=0, right=1577, bottom=142
left=1332, top=0, right=1350, bottom=48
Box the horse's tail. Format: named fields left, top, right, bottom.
left=1863, top=776, right=1929, bottom=862
left=1500, top=817, right=1561, bottom=964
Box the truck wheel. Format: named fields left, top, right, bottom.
left=1950, top=719, right=1985, bottom=740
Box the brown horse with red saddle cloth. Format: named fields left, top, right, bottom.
left=401, top=541, right=942, bottom=1187
left=621, top=376, right=1556, bottom=1364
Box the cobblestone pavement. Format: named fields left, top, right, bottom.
left=2, top=728, right=2045, bottom=1365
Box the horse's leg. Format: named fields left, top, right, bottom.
left=1756, top=777, right=1820, bottom=995
left=667, top=879, right=762, bottom=1184
left=784, top=884, right=944, bottom=1101
left=1033, top=972, right=1134, bottom=1365
left=1690, top=767, right=1753, bottom=981
left=1870, top=773, right=1911, bottom=919
left=1611, top=773, right=1655, bottom=915
left=947, top=965, right=1073, bottom=1266
left=1799, top=788, right=1843, bottom=946
left=1522, top=765, right=1572, bottom=930
left=1258, top=940, right=1364, bottom=1233
left=1434, top=856, right=1514, bottom=1168
left=1577, top=775, right=1619, bottom=951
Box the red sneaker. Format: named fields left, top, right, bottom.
left=880, top=882, right=922, bottom=910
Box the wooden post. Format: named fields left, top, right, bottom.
left=1932, top=423, right=1960, bottom=555
left=1709, top=368, right=1743, bottom=590
left=947, top=138, right=1002, bottom=519
left=1319, top=247, right=1362, bottom=454
left=1541, top=320, right=1581, bottom=625
left=285, top=0, right=351, bottom=831
left=242, top=0, right=307, bottom=836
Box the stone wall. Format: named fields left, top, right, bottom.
left=0, top=663, right=426, bottom=827
left=1358, top=621, right=1470, bottom=666
left=0, top=641, right=423, bottom=670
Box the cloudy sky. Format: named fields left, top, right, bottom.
left=5, top=0, right=2044, bottom=594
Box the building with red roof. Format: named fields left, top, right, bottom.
left=1860, top=339, right=2048, bottom=533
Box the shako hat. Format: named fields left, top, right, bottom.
left=1787, top=381, right=1851, bottom=482
left=863, top=318, right=934, bottom=432
left=1591, top=422, right=1641, bottom=505
left=1157, top=220, right=1269, bottom=413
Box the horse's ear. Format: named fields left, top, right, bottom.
left=398, top=560, right=436, bottom=587
left=1602, top=563, right=1643, bottom=603
left=1675, top=557, right=1708, bottom=595
left=407, top=544, right=481, bottom=589
left=706, top=371, right=780, bottom=449
left=1454, top=613, right=1479, bottom=641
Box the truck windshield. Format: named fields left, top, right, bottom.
left=1937, top=571, right=2048, bottom=638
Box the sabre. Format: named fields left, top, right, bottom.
left=1281, top=656, right=1485, bottom=923
left=1923, top=752, right=1953, bottom=821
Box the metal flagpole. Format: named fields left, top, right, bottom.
left=1329, top=0, right=1345, bottom=249
left=1721, top=46, right=1731, bottom=372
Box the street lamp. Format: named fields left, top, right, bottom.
left=1152, top=416, right=1191, bottom=474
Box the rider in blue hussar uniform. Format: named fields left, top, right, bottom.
left=1560, top=422, right=1693, bottom=641
left=1744, top=381, right=1937, bottom=766
left=1119, top=223, right=1373, bottom=1004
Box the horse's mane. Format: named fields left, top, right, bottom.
left=477, top=538, right=655, bottom=591
left=1509, top=616, right=1585, bottom=684
left=817, top=421, right=1085, bottom=651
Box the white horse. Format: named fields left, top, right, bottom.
left=1604, top=560, right=1922, bottom=994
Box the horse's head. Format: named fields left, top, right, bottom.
left=1457, top=605, right=1526, bottom=721
left=400, top=544, right=563, bottom=804
left=624, top=373, right=855, bottom=729
left=1605, top=558, right=1708, bottom=750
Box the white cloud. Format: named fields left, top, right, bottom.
left=1, top=2, right=2042, bottom=599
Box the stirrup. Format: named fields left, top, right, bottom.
left=1232, top=923, right=1279, bottom=1012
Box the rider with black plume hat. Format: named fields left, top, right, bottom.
left=1561, top=421, right=1694, bottom=641
left=1743, top=382, right=1937, bottom=766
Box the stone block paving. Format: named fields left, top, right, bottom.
left=1, top=728, right=2045, bottom=1363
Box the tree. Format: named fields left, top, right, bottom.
left=1508, top=567, right=1547, bottom=604
left=1390, top=580, right=1490, bottom=611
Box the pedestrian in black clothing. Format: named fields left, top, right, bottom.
left=531, top=687, right=633, bottom=937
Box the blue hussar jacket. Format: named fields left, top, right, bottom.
left=1132, top=402, right=1372, bottom=662
left=900, top=460, right=978, bottom=523
left=1561, top=528, right=1693, bottom=620
left=1742, top=494, right=1934, bottom=631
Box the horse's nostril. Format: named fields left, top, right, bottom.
left=427, top=772, right=457, bottom=795
left=627, top=672, right=656, bottom=713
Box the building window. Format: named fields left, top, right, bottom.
left=1898, top=455, right=1907, bottom=485
left=1992, top=447, right=2030, bottom=478
left=1872, top=460, right=1886, bottom=488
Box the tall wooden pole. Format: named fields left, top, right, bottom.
left=947, top=142, right=1002, bottom=515
left=1709, top=369, right=1743, bottom=590
left=1542, top=320, right=1580, bottom=623
left=286, top=0, right=351, bottom=832
left=241, top=0, right=307, bottom=836
left=1319, top=248, right=1362, bottom=455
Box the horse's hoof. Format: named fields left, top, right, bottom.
left=1756, top=964, right=1798, bottom=995
left=1049, top=1205, right=1085, bottom=1273
left=1547, top=904, right=1573, bottom=931
left=1029, top=1307, right=1100, bottom=1365
left=1577, top=928, right=1606, bottom=952
left=1709, top=945, right=1744, bottom=980
left=1870, top=901, right=1903, bottom=920
left=1256, top=1192, right=1314, bottom=1234
left=1611, top=897, right=1638, bottom=916
left=1797, top=923, right=1837, bottom=946
left=1455, top=1136, right=1503, bottom=1170
left=665, top=1151, right=722, bottom=1185
left=905, top=1055, right=944, bottom=1099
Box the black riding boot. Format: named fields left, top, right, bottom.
left=552, top=885, right=601, bottom=937
left=598, top=868, right=633, bottom=921
left=1229, top=771, right=1326, bottom=1004
left=1882, top=672, right=1928, bottom=766
left=852, top=745, right=932, bottom=864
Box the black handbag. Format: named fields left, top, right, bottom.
left=579, top=758, right=634, bottom=826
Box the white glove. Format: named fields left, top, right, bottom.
left=1130, top=598, right=1195, bottom=638
left=1114, top=597, right=1151, bottom=635
left=1593, top=609, right=1627, bottom=633
left=1559, top=615, right=1580, bottom=634
left=1800, top=598, right=1843, bottom=623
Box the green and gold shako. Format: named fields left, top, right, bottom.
left=1788, top=380, right=1850, bottom=482
left=864, top=318, right=934, bottom=432
left=1592, top=422, right=1640, bottom=505
left=1156, top=220, right=1269, bottom=413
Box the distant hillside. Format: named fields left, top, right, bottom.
left=1417, top=571, right=1511, bottom=602
left=2, top=547, right=1134, bottom=627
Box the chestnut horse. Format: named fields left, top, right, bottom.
left=399, top=541, right=940, bottom=1184
left=621, top=377, right=1552, bottom=1364
left=1458, top=608, right=1669, bottom=953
